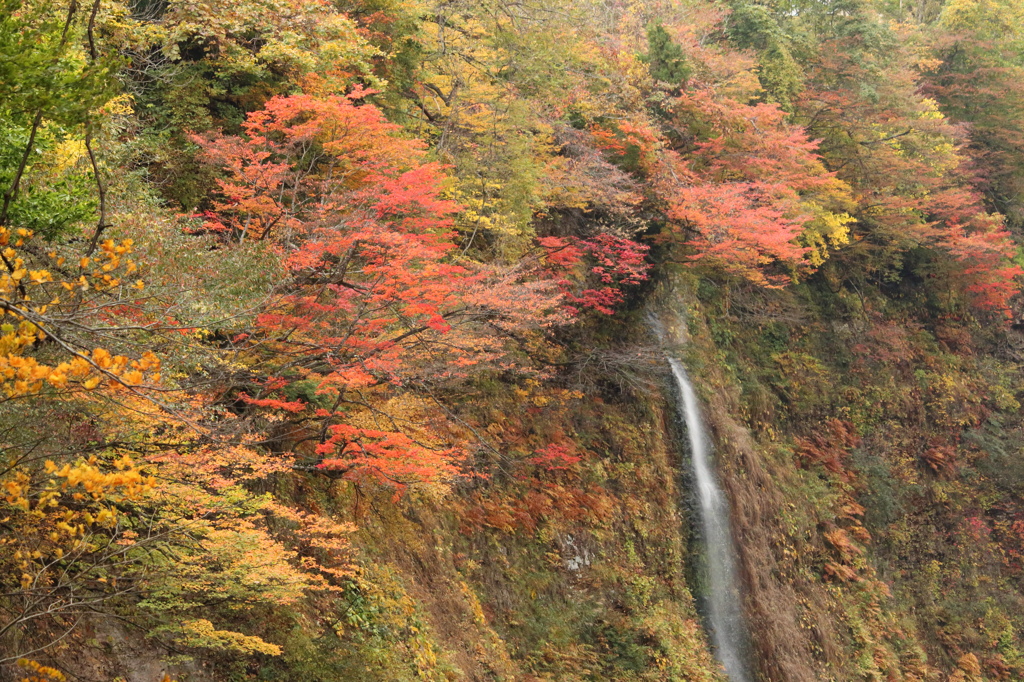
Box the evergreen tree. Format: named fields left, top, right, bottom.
left=644, top=22, right=691, bottom=89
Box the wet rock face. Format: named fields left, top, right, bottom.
left=560, top=534, right=594, bottom=573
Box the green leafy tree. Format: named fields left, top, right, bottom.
left=726, top=2, right=802, bottom=109
left=644, top=23, right=691, bottom=89
left=0, top=0, right=115, bottom=238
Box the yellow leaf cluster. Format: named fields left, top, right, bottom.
left=0, top=345, right=160, bottom=398
left=0, top=227, right=159, bottom=398
left=1, top=454, right=156, bottom=585
left=48, top=454, right=156, bottom=502
left=15, top=659, right=66, bottom=682
left=180, top=618, right=282, bottom=656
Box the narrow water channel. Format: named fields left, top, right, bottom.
left=669, top=358, right=753, bottom=681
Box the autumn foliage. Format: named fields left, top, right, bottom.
left=5, top=0, right=1024, bottom=677
left=191, top=91, right=587, bottom=490
left=657, top=91, right=854, bottom=285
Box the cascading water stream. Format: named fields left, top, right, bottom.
left=669, top=358, right=753, bottom=681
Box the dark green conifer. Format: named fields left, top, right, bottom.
left=644, top=23, right=691, bottom=89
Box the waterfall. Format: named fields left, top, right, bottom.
left=669, top=358, right=753, bottom=681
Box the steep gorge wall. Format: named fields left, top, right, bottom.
left=658, top=286, right=834, bottom=681
left=169, top=276, right=1024, bottom=682
left=28, top=276, right=1024, bottom=682
left=671, top=271, right=1024, bottom=682
left=205, top=352, right=731, bottom=681
left=349, top=372, right=728, bottom=680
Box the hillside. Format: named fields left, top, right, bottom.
left=2, top=0, right=1024, bottom=680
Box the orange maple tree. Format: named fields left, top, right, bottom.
left=656, top=88, right=852, bottom=286
left=193, top=91, right=633, bottom=491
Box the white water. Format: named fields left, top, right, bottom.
left=669, top=358, right=753, bottom=681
